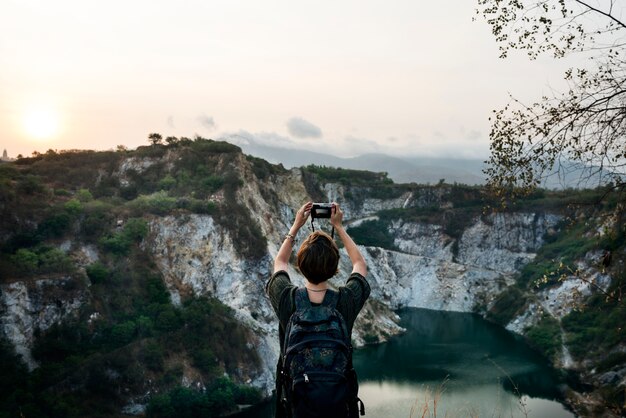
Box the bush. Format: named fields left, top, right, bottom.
left=80, top=201, right=114, bottom=240
left=99, top=218, right=148, bottom=256
left=86, top=262, right=109, bottom=284
left=155, top=307, right=182, bottom=332
left=64, top=199, right=83, bottom=216
left=487, top=287, right=528, bottom=325
left=525, top=315, right=561, bottom=360
left=17, top=175, right=45, bottom=195
left=303, top=165, right=392, bottom=187
left=39, top=210, right=72, bottom=238
left=54, top=188, right=71, bottom=196
left=38, top=248, right=73, bottom=273
left=123, top=218, right=149, bottom=241
left=110, top=321, right=137, bottom=347
left=99, top=234, right=131, bottom=255
left=146, top=377, right=260, bottom=418
left=190, top=138, right=241, bottom=154
left=76, top=189, right=93, bottom=202
left=10, top=247, right=74, bottom=276
left=158, top=174, right=176, bottom=190
left=188, top=199, right=217, bottom=214
left=562, top=274, right=626, bottom=360
left=127, top=192, right=177, bottom=215
left=192, top=348, right=217, bottom=375
left=12, top=249, right=39, bottom=274
left=141, top=340, right=164, bottom=371
left=348, top=219, right=395, bottom=250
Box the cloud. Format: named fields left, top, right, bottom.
left=197, top=114, right=216, bottom=131
left=220, top=130, right=297, bottom=148
left=167, top=116, right=175, bottom=128
left=286, top=117, right=322, bottom=139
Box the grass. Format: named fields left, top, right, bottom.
left=407, top=374, right=530, bottom=418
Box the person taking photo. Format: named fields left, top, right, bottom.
left=266, top=201, right=369, bottom=418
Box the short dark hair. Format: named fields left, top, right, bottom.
left=296, top=231, right=339, bottom=284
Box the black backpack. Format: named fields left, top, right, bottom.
left=279, top=288, right=365, bottom=418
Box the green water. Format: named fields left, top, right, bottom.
left=238, top=308, right=575, bottom=418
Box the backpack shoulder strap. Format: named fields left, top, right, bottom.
left=321, top=288, right=339, bottom=308
left=294, top=287, right=310, bottom=310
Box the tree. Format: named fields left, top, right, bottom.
left=476, top=0, right=625, bottom=203
left=148, top=132, right=163, bottom=145
left=165, top=136, right=179, bottom=146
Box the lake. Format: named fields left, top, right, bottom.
left=237, top=308, right=575, bottom=418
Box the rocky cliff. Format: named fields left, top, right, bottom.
left=1, top=142, right=618, bottom=416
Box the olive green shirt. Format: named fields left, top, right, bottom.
left=265, top=270, right=371, bottom=351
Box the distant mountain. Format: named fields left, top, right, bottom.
left=225, top=136, right=620, bottom=189
left=224, top=136, right=487, bottom=186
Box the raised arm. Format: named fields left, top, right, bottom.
left=330, top=203, right=367, bottom=277
left=273, top=201, right=313, bottom=273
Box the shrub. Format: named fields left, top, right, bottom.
left=64, top=198, right=83, bottom=216
left=136, top=315, right=155, bottom=337
left=188, top=199, right=217, bottom=214
left=487, top=287, right=528, bottom=325
left=76, top=189, right=93, bottom=202
left=146, top=393, right=176, bottom=418
left=38, top=210, right=72, bottom=238
left=99, top=218, right=148, bottom=255
left=155, top=307, right=182, bottom=332
left=38, top=248, right=73, bottom=273
left=11, top=249, right=38, bottom=274
left=562, top=272, right=626, bottom=360
left=303, top=165, right=391, bottom=187
left=190, top=138, right=241, bottom=154
left=54, top=188, right=71, bottom=196
left=17, top=175, right=45, bottom=195
left=348, top=219, right=395, bottom=250
left=110, top=321, right=137, bottom=347
left=127, top=192, right=177, bottom=215
left=142, top=340, right=164, bottom=371
left=86, top=262, right=109, bottom=284
left=525, top=315, right=561, bottom=360
left=191, top=348, right=216, bottom=375
left=99, top=234, right=131, bottom=255
left=80, top=201, right=114, bottom=240
left=246, top=155, right=286, bottom=180
left=158, top=174, right=176, bottom=190
left=123, top=218, right=149, bottom=241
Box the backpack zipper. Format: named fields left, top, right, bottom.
left=304, top=373, right=309, bottom=383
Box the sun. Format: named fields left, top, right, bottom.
left=22, top=105, right=61, bottom=141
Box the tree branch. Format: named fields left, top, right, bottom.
left=573, top=0, right=626, bottom=30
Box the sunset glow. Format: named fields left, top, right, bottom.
left=22, top=105, right=60, bottom=141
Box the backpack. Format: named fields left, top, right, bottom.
left=279, top=288, right=365, bottom=418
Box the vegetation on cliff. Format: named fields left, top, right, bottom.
left=1, top=138, right=624, bottom=416
left=0, top=138, right=267, bottom=417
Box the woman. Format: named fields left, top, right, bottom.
left=266, top=201, right=369, bottom=418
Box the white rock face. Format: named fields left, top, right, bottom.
left=360, top=247, right=510, bottom=312
left=389, top=221, right=454, bottom=261
left=0, top=278, right=86, bottom=369
left=147, top=210, right=408, bottom=394
left=148, top=214, right=279, bottom=395
left=457, top=213, right=561, bottom=273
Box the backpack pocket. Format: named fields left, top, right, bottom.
left=291, top=371, right=349, bottom=418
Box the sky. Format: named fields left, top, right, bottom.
left=0, top=0, right=586, bottom=160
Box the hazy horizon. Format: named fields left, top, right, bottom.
left=2, top=0, right=585, bottom=160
